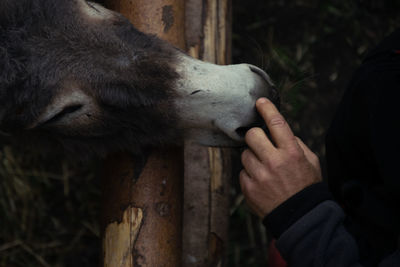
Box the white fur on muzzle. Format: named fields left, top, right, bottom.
left=174, top=55, right=278, bottom=146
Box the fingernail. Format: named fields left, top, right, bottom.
left=257, top=98, right=268, bottom=104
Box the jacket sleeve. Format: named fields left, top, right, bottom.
left=263, top=184, right=400, bottom=267
left=275, top=200, right=363, bottom=267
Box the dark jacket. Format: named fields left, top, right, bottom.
left=264, top=29, right=400, bottom=266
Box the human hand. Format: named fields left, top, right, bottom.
left=240, top=98, right=322, bottom=218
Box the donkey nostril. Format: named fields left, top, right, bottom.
left=249, top=65, right=274, bottom=87
left=248, top=65, right=280, bottom=109
left=235, top=126, right=252, bottom=138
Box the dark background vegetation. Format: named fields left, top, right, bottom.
left=0, top=0, right=399, bottom=266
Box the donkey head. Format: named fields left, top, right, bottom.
left=0, top=0, right=278, bottom=155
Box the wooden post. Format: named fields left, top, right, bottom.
left=101, top=1, right=185, bottom=266
left=183, top=0, right=232, bottom=266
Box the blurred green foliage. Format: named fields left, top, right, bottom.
left=1, top=0, right=399, bottom=266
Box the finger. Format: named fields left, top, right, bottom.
left=295, top=137, right=312, bottom=155
left=295, top=137, right=317, bottom=162
left=239, top=169, right=252, bottom=182
left=241, top=149, right=265, bottom=179
left=245, top=127, right=276, bottom=161
left=296, top=137, right=322, bottom=174
left=239, top=169, right=253, bottom=194
left=256, top=98, right=297, bottom=149
left=239, top=171, right=262, bottom=216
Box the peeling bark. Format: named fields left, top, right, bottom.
left=103, top=207, right=143, bottom=267
left=102, top=0, right=185, bottom=266
left=101, top=150, right=183, bottom=267
left=101, top=149, right=183, bottom=267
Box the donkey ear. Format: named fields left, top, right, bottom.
left=30, top=87, right=97, bottom=130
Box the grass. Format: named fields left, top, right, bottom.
left=0, top=146, right=100, bottom=267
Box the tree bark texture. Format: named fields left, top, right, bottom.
left=183, top=1, right=232, bottom=266
left=101, top=0, right=185, bottom=266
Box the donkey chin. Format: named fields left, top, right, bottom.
left=0, top=0, right=279, bottom=156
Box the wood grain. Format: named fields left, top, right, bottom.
left=101, top=0, right=185, bottom=266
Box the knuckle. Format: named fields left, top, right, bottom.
left=268, top=115, right=286, bottom=127
left=245, top=127, right=263, bottom=141
left=241, top=149, right=256, bottom=167
left=255, top=168, right=269, bottom=181
left=239, top=176, right=252, bottom=194
left=268, top=157, right=284, bottom=169
left=241, top=149, right=249, bottom=163
left=286, top=147, right=303, bottom=161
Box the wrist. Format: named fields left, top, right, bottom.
left=263, top=182, right=333, bottom=238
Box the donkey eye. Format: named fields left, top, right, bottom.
left=85, top=1, right=100, bottom=13
left=41, top=104, right=83, bottom=126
